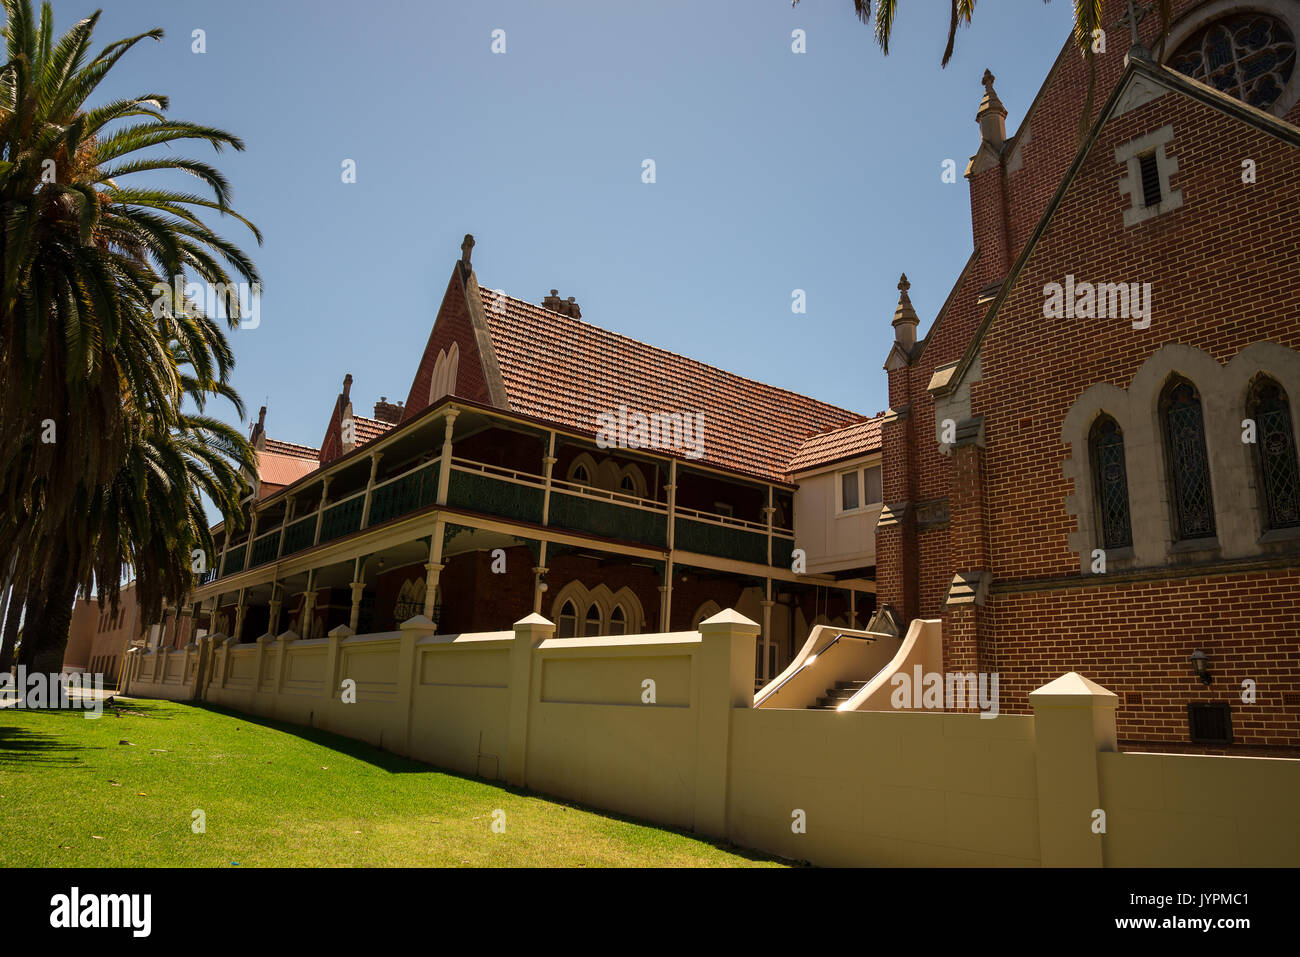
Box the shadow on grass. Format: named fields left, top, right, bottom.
left=179, top=701, right=790, bottom=867
left=0, top=721, right=93, bottom=769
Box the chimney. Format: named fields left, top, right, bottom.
left=250, top=405, right=267, bottom=443
left=373, top=396, right=404, bottom=425
left=892, top=274, right=919, bottom=351
left=542, top=289, right=581, bottom=319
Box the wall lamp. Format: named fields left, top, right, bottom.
left=1189, top=649, right=1212, bottom=686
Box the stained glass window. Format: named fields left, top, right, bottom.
left=1170, top=14, right=1296, bottom=111
left=1090, top=416, right=1133, bottom=550
left=1249, top=379, right=1300, bottom=530
left=1162, top=379, right=1216, bottom=540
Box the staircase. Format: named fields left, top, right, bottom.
left=807, top=679, right=868, bottom=711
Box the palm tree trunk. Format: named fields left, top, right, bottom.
left=0, top=582, right=26, bottom=674
left=17, top=552, right=79, bottom=674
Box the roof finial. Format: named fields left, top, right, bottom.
left=461, top=233, right=475, bottom=267
left=892, top=272, right=919, bottom=352
left=342, top=373, right=352, bottom=401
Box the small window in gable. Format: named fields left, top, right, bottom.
left=1116, top=126, right=1182, bottom=227
left=1138, top=153, right=1162, bottom=207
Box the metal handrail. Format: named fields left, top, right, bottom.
left=754, top=632, right=873, bottom=706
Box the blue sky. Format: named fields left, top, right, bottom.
left=52, top=0, right=1074, bottom=445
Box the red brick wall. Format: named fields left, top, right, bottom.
left=402, top=269, right=495, bottom=419
left=945, top=61, right=1300, bottom=745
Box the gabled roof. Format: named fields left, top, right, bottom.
left=935, top=55, right=1300, bottom=401
left=475, top=285, right=867, bottom=483
left=352, top=414, right=393, bottom=445
left=264, top=437, right=318, bottom=460
left=787, top=415, right=884, bottom=473
left=256, top=447, right=319, bottom=490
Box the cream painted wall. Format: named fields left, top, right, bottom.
left=792, top=455, right=881, bottom=574
left=120, top=615, right=1300, bottom=868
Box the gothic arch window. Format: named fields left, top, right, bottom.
left=1161, top=377, right=1217, bottom=541
left=691, top=599, right=722, bottom=629
left=1247, top=377, right=1300, bottom=530
left=1170, top=12, right=1296, bottom=111
left=583, top=603, right=602, bottom=637
left=429, top=342, right=460, bottom=403
left=567, top=452, right=597, bottom=487
left=608, top=604, right=627, bottom=635
left=1089, top=415, right=1134, bottom=550
left=557, top=599, right=578, bottom=638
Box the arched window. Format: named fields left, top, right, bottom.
left=1161, top=378, right=1216, bottom=540
left=1089, top=415, right=1133, bottom=550
left=571, top=464, right=590, bottom=484
left=620, top=474, right=636, bottom=493
left=557, top=600, right=578, bottom=638
left=584, top=603, right=602, bottom=637
left=608, top=605, right=627, bottom=635
left=1248, top=378, right=1300, bottom=530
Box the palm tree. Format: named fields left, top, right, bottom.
left=17, top=359, right=255, bottom=671
left=797, top=1, right=1173, bottom=67
left=0, top=0, right=260, bottom=666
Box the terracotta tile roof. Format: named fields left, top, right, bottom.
left=787, top=415, right=884, bottom=473
left=264, top=437, right=319, bottom=460
left=352, top=414, right=394, bottom=446
left=479, top=286, right=866, bottom=482
left=256, top=448, right=320, bottom=489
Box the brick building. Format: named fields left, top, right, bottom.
left=158, top=239, right=884, bottom=687
left=878, top=0, right=1300, bottom=749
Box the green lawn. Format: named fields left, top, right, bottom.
left=0, top=698, right=782, bottom=867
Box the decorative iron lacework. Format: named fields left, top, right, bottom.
left=1170, top=14, right=1297, bottom=111
left=1250, top=381, right=1300, bottom=529
left=1163, top=381, right=1216, bottom=540
left=1090, top=417, right=1133, bottom=549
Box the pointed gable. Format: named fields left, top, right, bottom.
left=402, top=264, right=506, bottom=421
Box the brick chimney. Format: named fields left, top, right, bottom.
left=542, top=289, right=581, bottom=319
left=373, top=396, right=405, bottom=424
left=965, top=69, right=1013, bottom=284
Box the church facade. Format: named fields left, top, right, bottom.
left=878, top=0, right=1300, bottom=750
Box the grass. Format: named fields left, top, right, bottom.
left=0, top=698, right=783, bottom=867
